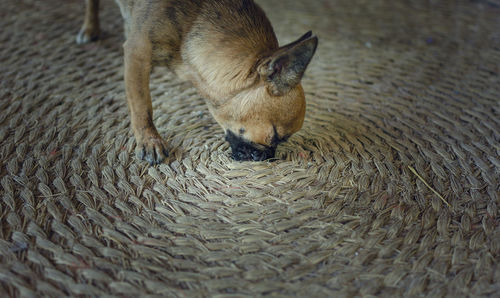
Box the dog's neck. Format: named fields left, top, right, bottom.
left=178, top=2, right=279, bottom=106
left=181, top=35, right=277, bottom=104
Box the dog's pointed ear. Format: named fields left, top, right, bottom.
left=258, top=31, right=318, bottom=96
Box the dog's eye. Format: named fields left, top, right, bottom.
left=270, top=133, right=289, bottom=146
left=239, top=128, right=245, bottom=135
left=270, top=125, right=289, bottom=146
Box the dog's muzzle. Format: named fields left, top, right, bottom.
left=225, top=130, right=276, bottom=161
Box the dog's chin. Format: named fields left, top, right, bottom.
left=225, top=130, right=276, bottom=161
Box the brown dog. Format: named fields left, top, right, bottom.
left=77, top=0, right=318, bottom=163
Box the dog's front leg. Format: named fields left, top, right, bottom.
left=76, top=0, right=100, bottom=44
left=124, top=40, right=168, bottom=165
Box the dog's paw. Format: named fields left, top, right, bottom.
left=136, top=135, right=169, bottom=166
left=76, top=27, right=100, bottom=44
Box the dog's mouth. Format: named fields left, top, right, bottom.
left=225, top=130, right=276, bottom=161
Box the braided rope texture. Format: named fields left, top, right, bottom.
left=1, top=0, right=499, bottom=296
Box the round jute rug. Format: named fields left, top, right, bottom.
left=1, top=0, right=499, bottom=296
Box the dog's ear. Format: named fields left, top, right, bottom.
left=258, top=31, right=318, bottom=96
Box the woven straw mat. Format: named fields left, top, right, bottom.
left=1, top=0, right=499, bottom=296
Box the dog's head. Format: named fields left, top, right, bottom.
left=210, top=32, right=318, bottom=161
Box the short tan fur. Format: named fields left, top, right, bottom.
left=77, top=0, right=318, bottom=163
